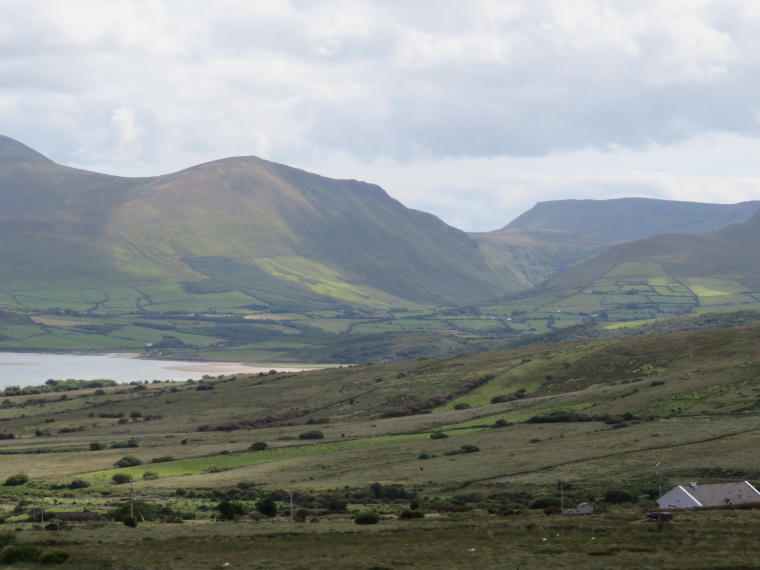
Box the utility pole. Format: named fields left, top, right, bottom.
left=655, top=463, right=662, bottom=497
left=559, top=481, right=564, bottom=510
left=130, top=479, right=135, bottom=520
left=289, top=491, right=294, bottom=523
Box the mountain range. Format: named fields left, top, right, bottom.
left=1, top=133, right=759, bottom=334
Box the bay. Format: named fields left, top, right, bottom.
left=0, top=353, right=304, bottom=389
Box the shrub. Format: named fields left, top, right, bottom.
left=0, top=531, right=18, bottom=547
left=0, top=544, right=40, bottom=564
left=418, top=453, right=430, bottom=460
left=142, top=471, right=159, bottom=480
left=491, top=395, right=516, bottom=404
left=255, top=498, right=278, bottom=518
left=151, top=456, right=174, bottom=463
left=4, top=473, right=29, bottom=486
left=460, top=444, right=480, bottom=453
left=604, top=489, right=635, bottom=504
left=114, top=455, right=142, bottom=468
left=218, top=500, right=247, bottom=520
left=492, top=419, right=512, bottom=428
left=123, top=516, right=137, bottom=527
left=1, top=544, right=41, bottom=564
left=39, top=549, right=70, bottom=565
left=354, top=510, right=380, bottom=525
left=429, top=431, right=448, bottom=440
left=110, top=500, right=155, bottom=522
left=398, top=509, right=425, bottom=519
left=453, top=403, right=471, bottom=410
left=112, top=473, right=132, bottom=484
left=89, top=442, right=104, bottom=451
left=298, top=430, right=324, bottom=440
left=544, top=506, right=563, bottom=515
left=530, top=497, right=561, bottom=509
left=250, top=441, right=268, bottom=451
left=69, top=479, right=89, bottom=489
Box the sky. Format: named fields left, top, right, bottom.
left=3, top=0, right=760, bottom=231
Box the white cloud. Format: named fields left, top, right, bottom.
left=1, top=0, right=760, bottom=229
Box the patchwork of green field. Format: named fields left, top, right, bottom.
left=680, top=277, right=749, bottom=296
left=110, top=325, right=224, bottom=346
left=698, top=293, right=758, bottom=306
left=646, top=295, right=695, bottom=304
left=10, top=295, right=95, bottom=311
left=692, top=301, right=760, bottom=313
left=650, top=286, right=682, bottom=295
left=602, top=294, right=651, bottom=304
left=444, top=319, right=508, bottom=332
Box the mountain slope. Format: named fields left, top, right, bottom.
left=486, top=210, right=760, bottom=326
left=0, top=136, right=528, bottom=311
left=504, top=197, right=760, bottom=242
left=468, top=228, right=615, bottom=288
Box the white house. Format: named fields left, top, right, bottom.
left=657, top=481, right=760, bottom=509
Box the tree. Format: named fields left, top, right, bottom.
left=255, top=497, right=278, bottom=518
left=218, top=500, right=247, bottom=520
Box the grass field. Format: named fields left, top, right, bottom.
left=1, top=324, right=760, bottom=567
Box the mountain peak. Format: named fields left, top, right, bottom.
left=0, top=135, right=54, bottom=164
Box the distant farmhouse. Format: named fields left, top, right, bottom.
left=658, top=481, right=760, bottom=509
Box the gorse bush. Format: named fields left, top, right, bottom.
left=114, top=455, right=142, bottom=468
left=298, top=430, right=324, bottom=440
left=112, top=473, right=131, bottom=484
left=4, top=473, right=29, bottom=486
left=0, top=544, right=41, bottom=564
left=39, top=549, right=70, bottom=564
left=354, top=510, right=380, bottom=525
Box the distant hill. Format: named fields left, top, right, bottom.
left=486, top=210, right=760, bottom=328
left=504, top=197, right=760, bottom=242
left=0, top=135, right=530, bottom=312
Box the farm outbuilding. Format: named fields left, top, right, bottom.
left=657, top=481, right=760, bottom=509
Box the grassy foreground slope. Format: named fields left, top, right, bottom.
left=2, top=322, right=759, bottom=493
left=2, top=324, right=760, bottom=568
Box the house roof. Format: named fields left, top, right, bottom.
left=680, top=481, right=760, bottom=507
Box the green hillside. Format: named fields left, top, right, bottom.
left=0, top=135, right=528, bottom=312
left=481, top=211, right=760, bottom=329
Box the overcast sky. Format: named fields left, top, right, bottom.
left=3, top=0, right=760, bottom=231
